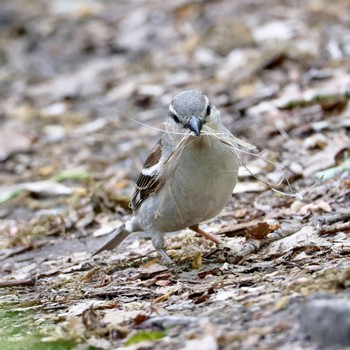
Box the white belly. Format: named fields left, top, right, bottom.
left=137, top=135, right=239, bottom=233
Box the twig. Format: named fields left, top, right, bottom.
left=0, top=241, right=50, bottom=261
left=205, top=222, right=302, bottom=264
left=210, top=213, right=350, bottom=263
left=324, top=211, right=350, bottom=225
left=232, top=223, right=302, bottom=264
left=0, top=278, right=36, bottom=288
left=318, top=221, right=350, bottom=235
left=279, top=91, right=350, bottom=110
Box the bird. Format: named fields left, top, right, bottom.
left=92, top=90, right=241, bottom=264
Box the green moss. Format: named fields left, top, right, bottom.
left=125, top=329, right=167, bottom=346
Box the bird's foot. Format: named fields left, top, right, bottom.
left=189, top=224, right=221, bottom=244
left=158, top=248, right=175, bottom=266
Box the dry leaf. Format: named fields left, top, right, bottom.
left=0, top=121, right=33, bottom=161
left=192, top=252, right=202, bottom=269
left=153, top=287, right=175, bottom=303
left=82, top=305, right=101, bottom=332
left=246, top=222, right=278, bottom=240
left=299, top=200, right=332, bottom=215
left=303, top=132, right=350, bottom=176
left=133, top=313, right=149, bottom=325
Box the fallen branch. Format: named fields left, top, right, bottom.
left=210, top=210, right=350, bottom=264
left=0, top=240, right=51, bottom=261
left=0, top=278, right=36, bottom=288
left=205, top=222, right=302, bottom=264
left=318, top=221, right=350, bottom=235
left=233, top=222, right=302, bottom=264
left=324, top=211, right=350, bottom=225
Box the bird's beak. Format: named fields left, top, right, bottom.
left=185, top=116, right=203, bottom=136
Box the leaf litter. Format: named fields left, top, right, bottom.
left=1, top=0, right=350, bottom=349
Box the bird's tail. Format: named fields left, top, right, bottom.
left=92, top=224, right=131, bottom=256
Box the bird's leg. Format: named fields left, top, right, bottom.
left=151, top=231, right=174, bottom=265
left=158, top=249, right=174, bottom=265
left=189, top=224, right=221, bottom=244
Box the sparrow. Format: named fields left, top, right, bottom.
left=92, top=90, right=241, bottom=264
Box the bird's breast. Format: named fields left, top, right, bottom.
left=174, top=135, right=238, bottom=199
left=144, top=135, right=239, bottom=232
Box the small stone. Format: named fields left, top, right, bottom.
left=304, top=265, right=322, bottom=272
left=299, top=298, right=350, bottom=347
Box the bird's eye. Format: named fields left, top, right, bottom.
left=206, top=104, right=211, bottom=115
left=169, top=111, right=180, bottom=123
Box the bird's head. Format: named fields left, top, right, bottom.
left=168, top=90, right=213, bottom=136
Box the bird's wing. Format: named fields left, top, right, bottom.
left=130, top=138, right=165, bottom=211
left=130, top=127, right=191, bottom=211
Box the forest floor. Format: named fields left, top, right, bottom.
left=0, top=0, right=350, bottom=349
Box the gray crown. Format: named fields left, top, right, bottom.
left=172, top=90, right=207, bottom=119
